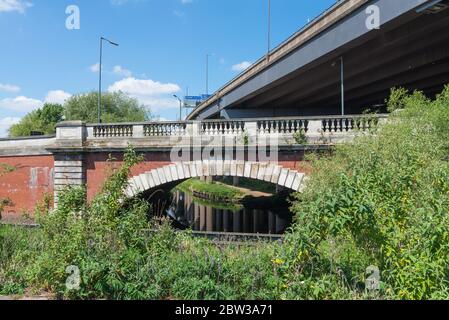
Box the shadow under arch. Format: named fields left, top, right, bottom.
left=125, top=160, right=307, bottom=198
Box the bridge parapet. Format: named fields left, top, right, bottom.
left=74, top=114, right=387, bottom=148
left=0, top=114, right=387, bottom=155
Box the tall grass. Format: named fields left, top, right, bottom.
left=284, top=86, right=449, bottom=299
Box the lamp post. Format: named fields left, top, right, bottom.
left=206, top=54, right=210, bottom=96
left=332, top=56, right=345, bottom=115
left=267, top=0, right=271, bottom=60
left=339, top=56, right=345, bottom=116
left=98, top=36, right=119, bottom=124
left=173, top=95, right=183, bottom=121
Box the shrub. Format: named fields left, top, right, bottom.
left=285, top=86, right=449, bottom=299
left=293, top=129, right=308, bottom=145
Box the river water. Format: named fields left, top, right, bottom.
left=167, top=190, right=292, bottom=235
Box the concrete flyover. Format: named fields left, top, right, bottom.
left=188, top=0, right=449, bottom=120
left=0, top=114, right=386, bottom=221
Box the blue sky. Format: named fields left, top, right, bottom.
left=0, top=0, right=335, bottom=136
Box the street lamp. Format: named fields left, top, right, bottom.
left=267, top=0, right=271, bottom=60
left=332, top=56, right=345, bottom=115
left=206, top=54, right=210, bottom=96
left=173, top=95, right=183, bottom=121
left=98, top=36, right=119, bottom=123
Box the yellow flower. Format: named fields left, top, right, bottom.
left=272, top=258, right=284, bottom=265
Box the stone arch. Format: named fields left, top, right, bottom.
left=125, top=160, right=307, bottom=198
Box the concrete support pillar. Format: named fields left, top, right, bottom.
left=253, top=209, right=261, bottom=234
left=233, top=210, right=242, bottom=233
left=194, top=203, right=201, bottom=231
left=243, top=209, right=251, bottom=233
left=223, top=210, right=230, bottom=232
left=200, top=205, right=206, bottom=231
left=206, top=206, right=214, bottom=232
left=186, top=194, right=193, bottom=224
left=268, top=210, right=276, bottom=234
left=53, top=121, right=87, bottom=207
left=53, top=153, right=85, bottom=206
left=276, top=215, right=288, bottom=234
left=215, top=209, right=223, bottom=232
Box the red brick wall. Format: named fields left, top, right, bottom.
left=85, top=152, right=172, bottom=202
left=0, top=155, right=54, bottom=222
left=0, top=151, right=308, bottom=222
left=85, top=152, right=308, bottom=201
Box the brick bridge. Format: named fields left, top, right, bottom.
left=0, top=115, right=385, bottom=221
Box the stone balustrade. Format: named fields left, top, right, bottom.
left=79, top=114, right=387, bottom=146
left=0, top=114, right=388, bottom=157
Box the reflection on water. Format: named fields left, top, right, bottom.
left=167, top=190, right=292, bottom=235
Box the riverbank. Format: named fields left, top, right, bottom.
left=175, top=178, right=275, bottom=204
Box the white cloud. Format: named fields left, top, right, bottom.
left=0, top=0, right=32, bottom=13
left=232, top=61, right=252, bottom=72
left=0, top=96, right=43, bottom=113
left=0, top=83, right=20, bottom=93
left=89, top=63, right=100, bottom=73
left=108, top=77, right=180, bottom=96
left=113, top=65, right=132, bottom=77
left=45, top=90, right=72, bottom=104
left=0, top=116, right=21, bottom=137
left=108, top=77, right=181, bottom=111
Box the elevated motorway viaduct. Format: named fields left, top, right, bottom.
left=188, top=0, right=449, bottom=120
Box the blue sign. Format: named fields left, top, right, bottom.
left=185, top=96, right=203, bottom=100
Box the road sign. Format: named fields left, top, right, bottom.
left=184, top=94, right=212, bottom=108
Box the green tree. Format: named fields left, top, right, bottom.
left=64, top=91, right=150, bottom=123
left=8, top=91, right=151, bottom=137
left=9, top=103, right=64, bottom=137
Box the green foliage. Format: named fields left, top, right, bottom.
left=0, top=226, right=43, bottom=295
left=0, top=147, right=280, bottom=300
left=8, top=92, right=151, bottom=137
left=0, top=163, right=16, bottom=176
left=241, top=131, right=250, bottom=146
left=386, top=87, right=411, bottom=112
left=64, top=91, right=150, bottom=124
left=218, top=177, right=277, bottom=194
left=0, top=198, right=12, bottom=220
left=9, top=103, right=64, bottom=137
left=0, top=164, right=16, bottom=220
left=286, top=86, right=449, bottom=299
left=293, top=129, right=308, bottom=145
left=176, top=178, right=245, bottom=203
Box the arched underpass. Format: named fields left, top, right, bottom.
left=125, top=160, right=307, bottom=239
